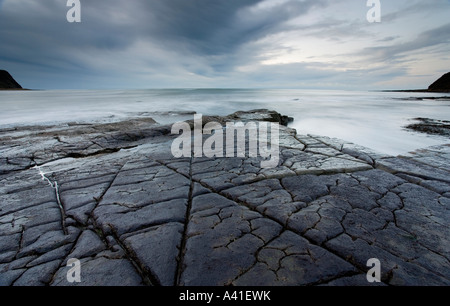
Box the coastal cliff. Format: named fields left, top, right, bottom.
left=428, top=72, right=450, bottom=92
left=0, top=70, right=23, bottom=89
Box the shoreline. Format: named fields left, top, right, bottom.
left=0, top=109, right=448, bottom=173
left=0, top=109, right=447, bottom=167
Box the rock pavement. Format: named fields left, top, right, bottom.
left=0, top=110, right=449, bottom=286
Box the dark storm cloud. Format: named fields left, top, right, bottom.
left=0, top=0, right=323, bottom=60
left=1, top=0, right=449, bottom=89
left=0, top=0, right=329, bottom=88
left=137, top=0, right=326, bottom=55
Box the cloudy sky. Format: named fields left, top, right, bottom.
left=0, top=0, right=449, bottom=89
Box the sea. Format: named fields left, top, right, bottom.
left=0, top=88, right=449, bottom=156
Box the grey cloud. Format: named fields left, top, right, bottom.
left=377, top=36, right=400, bottom=43
left=362, top=23, right=450, bottom=63
left=0, top=0, right=448, bottom=89
left=135, top=0, right=327, bottom=54
left=0, top=0, right=327, bottom=82
left=381, top=0, right=449, bottom=23
left=218, top=61, right=409, bottom=89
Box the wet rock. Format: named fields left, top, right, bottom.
left=1, top=109, right=449, bottom=286
left=405, top=118, right=450, bottom=137
left=122, top=222, right=184, bottom=286
left=51, top=257, right=144, bottom=286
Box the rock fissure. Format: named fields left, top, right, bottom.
left=34, top=165, right=68, bottom=235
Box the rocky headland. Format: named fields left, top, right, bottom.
left=428, top=72, right=450, bottom=93
left=384, top=71, right=450, bottom=93
left=0, top=110, right=449, bottom=286
left=0, top=70, right=23, bottom=90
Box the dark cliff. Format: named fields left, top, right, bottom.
left=428, top=72, right=450, bottom=92
left=0, top=70, right=23, bottom=89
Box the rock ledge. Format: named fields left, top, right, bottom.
left=1, top=110, right=449, bottom=286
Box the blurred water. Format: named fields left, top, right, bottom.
left=0, top=88, right=449, bottom=155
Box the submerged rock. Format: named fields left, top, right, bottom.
left=405, top=118, right=450, bottom=137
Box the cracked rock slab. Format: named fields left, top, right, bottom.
left=179, top=193, right=284, bottom=286
left=234, top=231, right=357, bottom=286
left=1, top=109, right=449, bottom=286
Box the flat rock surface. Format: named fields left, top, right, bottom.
left=1, top=110, right=449, bottom=286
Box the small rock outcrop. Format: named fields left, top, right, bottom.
left=406, top=118, right=450, bottom=137
left=428, top=72, right=450, bottom=92
left=0, top=70, right=23, bottom=89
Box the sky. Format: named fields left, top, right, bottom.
left=0, top=0, right=449, bottom=90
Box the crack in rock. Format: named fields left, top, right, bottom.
left=34, top=165, right=67, bottom=235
